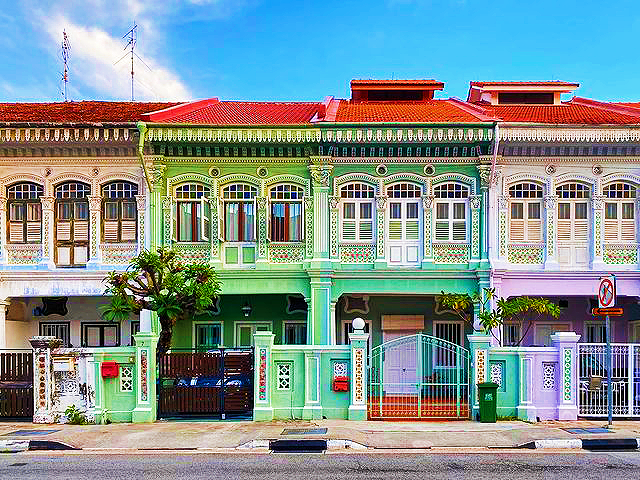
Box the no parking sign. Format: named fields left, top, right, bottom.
left=598, top=275, right=616, bottom=309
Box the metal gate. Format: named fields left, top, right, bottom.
left=158, top=348, right=253, bottom=418
left=578, top=343, right=640, bottom=417
left=0, top=350, right=33, bottom=419
left=368, top=334, right=470, bottom=419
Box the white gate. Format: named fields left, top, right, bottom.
left=578, top=343, right=640, bottom=417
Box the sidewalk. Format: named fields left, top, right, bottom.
left=1, top=419, right=639, bottom=450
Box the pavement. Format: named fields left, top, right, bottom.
left=0, top=418, right=640, bottom=452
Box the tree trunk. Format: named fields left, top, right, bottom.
left=156, top=315, right=173, bottom=359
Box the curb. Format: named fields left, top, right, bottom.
left=519, top=438, right=640, bottom=450
left=0, top=440, right=78, bottom=453
left=237, top=439, right=368, bottom=451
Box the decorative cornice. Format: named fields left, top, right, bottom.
left=1, top=127, right=135, bottom=144
left=499, top=126, right=640, bottom=143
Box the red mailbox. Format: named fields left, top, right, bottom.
left=101, top=361, right=119, bottom=378
left=333, top=376, right=349, bottom=392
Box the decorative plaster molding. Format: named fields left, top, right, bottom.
left=499, top=127, right=640, bottom=143
left=309, top=165, right=332, bottom=187
left=470, top=195, right=482, bottom=209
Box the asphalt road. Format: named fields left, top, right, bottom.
left=1, top=452, right=640, bottom=479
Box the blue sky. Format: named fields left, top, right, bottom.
left=1, top=0, right=638, bottom=103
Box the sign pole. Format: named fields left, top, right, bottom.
left=606, top=313, right=612, bottom=426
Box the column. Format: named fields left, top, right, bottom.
left=0, top=196, right=6, bottom=264
left=87, top=195, right=102, bottom=268
left=329, top=196, right=340, bottom=261
left=497, top=195, right=508, bottom=263
left=544, top=195, right=559, bottom=268
left=592, top=195, right=606, bottom=269
left=29, top=336, right=63, bottom=423
left=348, top=322, right=369, bottom=420
left=470, top=194, right=482, bottom=267
left=467, top=333, right=491, bottom=420
left=551, top=332, right=580, bottom=420
left=309, top=276, right=331, bottom=345
left=421, top=195, right=434, bottom=268
left=40, top=196, right=55, bottom=268
left=374, top=195, right=388, bottom=268
left=131, top=330, right=158, bottom=423
left=0, top=298, right=8, bottom=349
left=256, top=196, right=268, bottom=267
left=308, top=163, right=332, bottom=262
left=330, top=300, right=338, bottom=345
left=253, top=331, right=274, bottom=421
left=208, top=196, right=221, bottom=267
left=302, top=350, right=322, bottom=419
left=135, top=194, right=147, bottom=253
left=151, top=165, right=166, bottom=250
left=516, top=351, right=537, bottom=421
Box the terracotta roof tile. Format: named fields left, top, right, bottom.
left=479, top=103, right=640, bottom=125
left=0, top=101, right=179, bottom=124
left=145, top=100, right=324, bottom=125
left=351, top=79, right=444, bottom=87
left=613, top=102, right=640, bottom=109
left=334, top=100, right=487, bottom=123
left=470, top=81, right=579, bottom=87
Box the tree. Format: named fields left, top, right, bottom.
left=439, top=288, right=561, bottom=346
left=100, top=248, right=222, bottom=357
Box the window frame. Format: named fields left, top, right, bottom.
left=174, top=183, right=210, bottom=243
left=269, top=184, right=304, bottom=243
left=339, top=182, right=375, bottom=243
left=39, top=321, right=71, bottom=347
left=54, top=181, right=91, bottom=266
left=555, top=182, right=590, bottom=244
left=282, top=320, right=307, bottom=345
left=101, top=181, right=139, bottom=243
left=81, top=322, right=121, bottom=347
left=508, top=182, right=544, bottom=243
left=7, top=182, right=43, bottom=245
left=221, top=183, right=258, bottom=243
left=603, top=182, right=637, bottom=244
left=192, top=321, right=223, bottom=352
left=433, top=182, right=469, bottom=243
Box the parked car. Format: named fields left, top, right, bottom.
left=175, top=375, right=251, bottom=388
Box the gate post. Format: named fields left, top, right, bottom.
left=467, top=334, right=491, bottom=421
left=29, top=336, right=62, bottom=423
left=253, top=331, right=274, bottom=421
left=131, top=331, right=158, bottom=423
left=551, top=332, right=580, bottom=420
left=348, top=318, right=369, bottom=420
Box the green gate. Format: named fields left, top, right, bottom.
left=368, top=334, right=471, bottom=419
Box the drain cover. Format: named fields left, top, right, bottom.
left=282, top=428, right=328, bottom=435
left=563, top=428, right=611, bottom=434
left=5, top=430, right=60, bottom=436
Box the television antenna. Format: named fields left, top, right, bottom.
left=115, top=22, right=151, bottom=101
left=61, top=30, right=70, bottom=101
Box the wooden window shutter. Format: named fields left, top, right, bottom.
left=74, top=221, right=89, bottom=242
left=604, top=219, right=619, bottom=242
left=526, top=218, right=542, bottom=242
left=9, top=223, right=24, bottom=243
left=120, top=221, right=137, bottom=242
left=405, top=219, right=420, bottom=241
left=452, top=221, right=466, bottom=241
left=104, top=222, right=119, bottom=242
left=573, top=219, right=588, bottom=242
left=359, top=220, right=373, bottom=241
left=435, top=221, right=449, bottom=241
left=557, top=219, right=572, bottom=242
left=57, top=221, right=71, bottom=241
left=26, top=222, right=41, bottom=243
left=621, top=219, right=635, bottom=243
left=510, top=219, right=525, bottom=242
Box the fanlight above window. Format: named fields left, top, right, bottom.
left=55, top=182, right=90, bottom=199
left=556, top=183, right=589, bottom=198
left=176, top=183, right=210, bottom=199
left=387, top=183, right=422, bottom=198
left=434, top=183, right=469, bottom=198
left=341, top=183, right=374, bottom=199
left=508, top=183, right=543, bottom=198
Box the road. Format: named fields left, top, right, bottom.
left=1, top=452, right=640, bottom=479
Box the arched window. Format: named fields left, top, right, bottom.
left=270, top=184, right=304, bottom=242
left=604, top=183, right=636, bottom=243
left=7, top=182, right=43, bottom=244
left=175, top=183, right=210, bottom=242
left=102, top=181, right=138, bottom=243
left=386, top=183, right=422, bottom=265
left=508, top=182, right=543, bottom=242
left=222, top=184, right=257, bottom=242
left=54, top=181, right=91, bottom=266
left=340, top=183, right=374, bottom=242
left=434, top=183, right=469, bottom=242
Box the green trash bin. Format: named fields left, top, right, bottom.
left=477, top=382, right=498, bottom=423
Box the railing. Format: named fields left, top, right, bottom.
left=578, top=343, right=640, bottom=417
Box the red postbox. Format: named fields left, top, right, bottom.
left=101, top=361, right=119, bottom=378
left=333, top=376, right=349, bottom=392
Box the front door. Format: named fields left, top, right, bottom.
left=55, top=199, right=89, bottom=266
left=387, top=200, right=421, bottom=265
left=235, top=323, right=271, bottom=347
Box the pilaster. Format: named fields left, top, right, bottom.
left=308, top=164, right=332, bottom=261
left=131, top=331, right=158, bottom=423
left=253, top=332, right=274, bottom=421
left=40, top=196, right=55, bottom=268
left=329, top=196, right=340, bottom=261
left=470, top=194, right=482, bottom=267
left=256, top=196, right=268, bottom=267
left=309, top=276, right=331, bottom=345
left=516, top=351, right=537, bottom=421
left=375, top=195, right=388, bottom=268
left=302, top=350, right=323, bottom=419
left=151, top=164, right=166, bottom=250
left=348, top=329, right=369, bottom=420
left=497, top=195, right=508, bottom=262
left=87, top=195, right=102, bottom=268
left=421, top=195, right=434, bottom=268
left=544, top=195, right=559, bottom=268
left=551, top=332, right=580, bottom=420
left=0, top=197, right=6, bottom=264
left=135, top=194, right=146, bottom=253
left=592, top=195, right=606, bottom=269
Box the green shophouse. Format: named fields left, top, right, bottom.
left=138, top=79, right=495, bottom=371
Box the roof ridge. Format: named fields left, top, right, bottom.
left=571, top=97, right=640, bottom=117
left=446, top=98, right=498, bottom=122
left=142, top=98, right=217, bottom=122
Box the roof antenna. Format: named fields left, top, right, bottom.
left=115, top=21, right=152, bottom=101
left=61, top=30, right=70, bottom=101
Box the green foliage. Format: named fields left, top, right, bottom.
left=439, top=288, right=562, bottom=346
left=64, top=404, right=90, bottom=425
left=102, top=247, right=222, bottom=355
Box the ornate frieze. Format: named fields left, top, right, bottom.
left=507, top=244, right=545, bottom=264
left=5, top=244, right=42, bottom=264
left=268, top=243, right=305, bottom=263
left=433, top=243, right=470, bottom=263
left=339, top=244, right=376, bottom=264
left=499, top=127, right=640, bottom=143
left=1, top=127, right=135, bottom=144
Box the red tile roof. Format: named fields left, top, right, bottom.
left=334, top=100, right=489, bottom=123
left=470, top=81, right=579, bottom=87
left=143, top=98, right=324, bottom=125
left=351, top=79, right=444, bottom=88
left=613, top=102, right=640, bottom=109
left=477, top=103, right=640, bottom=125
left=0, top=101, right=179, bottom=124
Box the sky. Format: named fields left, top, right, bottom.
left=0, top=0, right=638, bottom=103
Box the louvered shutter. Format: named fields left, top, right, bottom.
left=604, top=219, right=619, bottom=242
left=57, top=222, right=71, bottom=241
left=527, top=218, right=542, bottom=242
left=435, top=221, right=449, bottom=241
left=342, top=221, right=356, bottom=241
left=9, top=223, right=24, bottom=243
left=120, top=221, right=137, bottom=241
left=74, top=221, right=89, bottom=242
left=573, top=219, right=588, bottom=242
left=103, top=222, right=119, bottom=242
left=452, top=221, right=466, bottom=241
left=405, top=219, right=419, bottom=241
left=359, top=221, right=373, bottom=241
left=621, top=219, right=635, bottom=242
left=510, top=219, right=525, bottom=242
left=26, top=222, right=41, bottom=242
left=388, top=220, right=403, bottom=240
left=201, top=199, right=210, bottom=241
